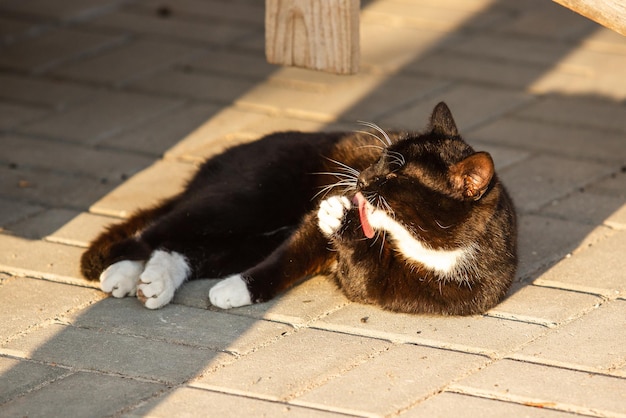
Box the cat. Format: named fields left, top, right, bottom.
left=80, top=102, right=517, bottom=315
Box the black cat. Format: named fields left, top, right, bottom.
left=81, top=102, right=517, bottom=315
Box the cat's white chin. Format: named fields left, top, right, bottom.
left=209, top=274, right=253, bottom=309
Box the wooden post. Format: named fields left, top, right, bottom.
left=265, top=0, right=360, bottom=74
left=552, top=0, right=626, bottom=36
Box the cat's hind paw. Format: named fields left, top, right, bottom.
left=137, top=250, right=190, bottom=310
left=100, top=260, right=144, bottom=298
left=318, top=195, right=351, bottom=236
left=209, top=274, right=252, bottom=309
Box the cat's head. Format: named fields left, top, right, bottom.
left=355, top=102, right=498, bottom=247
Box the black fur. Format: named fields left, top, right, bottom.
left=81, top=102, right=517, bottom=315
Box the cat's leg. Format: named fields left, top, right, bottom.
left=210, top=197, right=350, bottom=309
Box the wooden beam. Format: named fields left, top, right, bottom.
left=265, top=0, right=360, bottom=74
left=552, top=0, right=626, bottom=36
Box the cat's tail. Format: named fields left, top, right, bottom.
left=80, top=201, right=174, bottom=281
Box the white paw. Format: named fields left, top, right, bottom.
left=318, top=195, right=351, bottom=236
left=137, top=250, right=190, bottom=310
left=209, top=274, right=252, bottom=309
left=100, top=260, right=144, bottom=298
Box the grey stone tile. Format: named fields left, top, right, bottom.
left=3, top=323, right=217, bottom=384
left=53, top=39, right=204, bottom=86
left=311, top=304, right=547, bottom=357
left=0, top=74, right=96, bottom=109
left=0, top=276, right=102, bottom=341
left=128, top=386, right=344, bottom=418
left=403, top=392, right=583, bottom=418
left=380, top=84, right=533, bottom=132
left=196, top=328, right=389, bottom=400
left=69, top=298, right=293, bottom=355
left=452, top=359, right=626, bottom=416
left=4, top=208, right=82, bottom=241
left=0, top=102, right=47, bottom=130
left=0, top=0, right=128, bottom=21
left=491, top=285, right=602, bottom=327
left=129, top=0, right=265, bottom=25
left=513, top=299, right=626, bottom=372
left=0, top=235, right=89, bottom=286
left=470, top=117, right=626, bottom=162
left=0, top=372, right=165, bottom=418
left=0, top=134, right=153, bottom=179
left=0, top=28, right=125, bottom=73
left=0, top=197, right=44, bottom=228
left=0, top=16, right=42, bottom=42
left=541, top=189, right=626, bottom=229
left=101, top=102, right=222, bottom=156
left=223, top=276, right=350, bottom=326
left=589, top=170, right=626, bottom=199
left=183, top=49, right=276, bottom=79
left=0, top=165, right=118, bottom=209
left=499, top=155, right=613, bottom=212
left=45, top=211, right=115, bottom=247
left=294, top=344, right=489, bottom=416
left=90, top=10, right=258, bottom=46
left=19, top=91, right=183, bottom=143
left=0, top=357, right=69, bottom=404
left=535, top=230, right=626, bottom=296
left=89, top=159, right=196, bottom=217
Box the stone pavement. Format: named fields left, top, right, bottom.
left=1, top=0, right=625, bottom=416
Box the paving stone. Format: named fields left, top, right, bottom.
left=90, top=10, right=258, bottom=46
left=89, top=159, right=196, bottom=217
left=172, top=279, right=218, bottom=309
left=224, top=276, right=350, bottom=326
left=403, top=392, right=582, bottom=418
left=196, top=328, right=389, bottom=401
left=0, top=0, right=128, bottom=21
left=44, top=211, right=115, bottom=247
left=499, top=155, right=613, bottom=212
left=19, top=90, right=183, bottom=144
left=0, top=276, right=102, bottom=341
left=101, top=102, right=222, bottom=156
left=470, top=117, right=626, bottom=162
left=0, top=102, right=48, bottom=130
left=69, top=297, right=293, bottom=355
left=4, top=208, right=83, bottom=241
left=0, top=197, right=43, bottom=229
left=236, top=74, right=384, bottom=122
left=515, top=96, right=626, bottom=134
left=359, top=22, right=461, bottom=74
left=516, top=214, right=605, bottom=279
left=0, top=165, right=119, bottom=210
left=0, top=16, right=42, bottom=42
left=0, top=357, right=69, bottom=404
left=53, top=39, right=204, bottom=86
left=0, top=28, right=125, bottom=73
left=541, top=189, right=626, bottom=229
left=589, top=170, right=626, bottom=199
left=294, top=344, right=489, bottom=416
left=128, top=386, right=344, bottom=418
left=513, top=299, right=626, bottom=372
left=380, top=84, right=533, bottom=132
left=452, top=359, right=626, bottom=416
left=535, top=230, right=626, bottom=296
left=1, top=371, right=165, bottom=418
left=129, top=0, right=265, bottom=25
left=490, top=285, right=602, bottom=327
left=131, top=68, right=261, bottom=103
left=311, top=304, right=547, bottom=357
left=0, top=74, right=96, bottom=109
left=3, top=323, right=216, bottom=384
left=0, top=235, right=88, bottom=286
left=183, top=49, right=276, bottom=79
left=0, top=134, right=153, bottom=179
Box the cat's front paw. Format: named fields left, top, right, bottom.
left=100, top=260, right=144, bottom=298
left=137, top=250, right=190, bottom=310
left=318, top=196, right=351, bottom=236
left=209, top=274, right=252, bottom=309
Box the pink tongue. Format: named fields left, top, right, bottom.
left=354, top=192, right=375, bottom=239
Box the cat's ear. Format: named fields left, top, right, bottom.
left=450, top=152, right=494, bottom=200
left=429, top=102, right=459, bottom=137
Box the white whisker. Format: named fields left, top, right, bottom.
left=358, top=121, right=393, bottom=146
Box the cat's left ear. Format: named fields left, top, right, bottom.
left=429, top=102, right=459, bottom=137
left=450, top=152, right=494, bottom=201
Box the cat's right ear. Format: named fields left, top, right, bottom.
left=450, top=152, right=494, bottom=201
left=429, top=102, right=459, bottom=138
